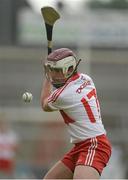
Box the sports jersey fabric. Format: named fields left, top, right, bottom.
left=48, top=73, right=106, bottom=143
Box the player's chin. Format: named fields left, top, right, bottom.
left=52, top=82, right=65, bottom=88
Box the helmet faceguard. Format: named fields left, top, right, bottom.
left=44, top=48, right=80, bottom=88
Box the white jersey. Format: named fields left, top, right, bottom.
left=48, top=73, right=106, bottom=143
left=0, top=130, right=18, bottom=159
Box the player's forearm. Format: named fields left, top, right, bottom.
left=41, top=78, right=52, bottom=109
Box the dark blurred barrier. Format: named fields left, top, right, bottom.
left=0, top=0, right=15, bottom=44
left=0, top=0, right=28, bottom=45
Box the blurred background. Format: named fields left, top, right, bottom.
left=0, top=0, right=128, bottom=178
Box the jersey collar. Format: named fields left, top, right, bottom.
left=67, top=73, right=80, bottom=83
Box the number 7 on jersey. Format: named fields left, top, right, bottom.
left=81, top=88, right=100, bottom=123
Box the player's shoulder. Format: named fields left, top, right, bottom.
left=79, top=73, right=92, bottom=81
left=74, top=73, right=93, bottom=85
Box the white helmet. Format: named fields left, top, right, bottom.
left=44, top=48, right=80, bottom=88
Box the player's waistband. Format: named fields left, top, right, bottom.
left=74, top=134, right=108, bottom=146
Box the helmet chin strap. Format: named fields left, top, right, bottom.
left=52, top=82, right=65, bottom=88
left=74, top=59, right=81, bottom=73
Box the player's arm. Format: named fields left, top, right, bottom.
left=41, top=78, right=54, bottom=112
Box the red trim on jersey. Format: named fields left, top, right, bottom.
left=48, top=89, right=60, bottom=102
left=48, top=73, right=80, bottom=103
left=48, top=83, right=69, bottom=103
left=60, top=110, right=75, bottom=125
left=68, top=73, right=80, bottom=82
